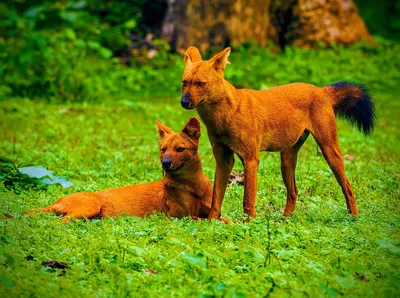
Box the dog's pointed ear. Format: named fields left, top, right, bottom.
left=209, top=47, right=231, bottom=74
left=184, top=46, right=202, bottom=67
left=156, top=120, right=174, bottom=139
left=182, top=117, right=201, bottom=142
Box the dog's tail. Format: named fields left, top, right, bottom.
left=1, top=208, right=48, bottom=219
left=1, top=207, right=53, bottom=220
left=324, top=81, right=375, bottom=135
left=22, top=206, right=53, bottom=216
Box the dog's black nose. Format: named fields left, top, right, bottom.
left=181, top=93, right=191, bottom=109
left=162, top=159, right=172, bottom=169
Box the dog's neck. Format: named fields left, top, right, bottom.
left=161, top=155, right=211, bottom=216
left=162, top=159, right=203, bottom=184
left=197, top=79, right=239, bottom=134
left=162, top=162, right=206, bottom=202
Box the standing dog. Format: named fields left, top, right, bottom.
left=180, top=46, right=375, bottom=219
left=24, top=117, right=214, bottom=222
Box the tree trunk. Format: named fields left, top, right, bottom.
left=162, top=0, right=374, bottom=53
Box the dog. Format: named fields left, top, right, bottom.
left=23, top=117, right=215, bottom=222
left=180, top=46, right=375, bottom=219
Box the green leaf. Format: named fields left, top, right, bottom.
left=377, top=240, right=400, bottom=254
left=0, top=156, right=14, bottom=164
left=129, top=246, right=144, bottom=256
left=125, top=19, right=137, bottom=29
left=69, top=0, right=86, bottom=9
left=274, top=249, right=297, bottom=257
left=0, top=275, right=13, bottom=288
left=18, top=166, right=73, bottom=188
left=388, top=275, right=400, bottom=287
left=181, top=253, right=206, bottom=268
left=24, top=6, right=45, bottom=18
left=320, top=283, right=339, bottom=298
left=59, top=11, right=80, bottom=24
left=0, top=156, right=15, bottom=172
left=38, top=176, right=73, bottom=188
left=87, top=41, right=101, bottom=49
left=334, top=276, right=355, bottom=289
left=65, top=28, right=76, bottom=41
left=18, top=166, right=52, bottom=179
left=98, top=47, right=113, bottom=60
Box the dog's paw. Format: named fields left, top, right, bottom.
left=219, top=217, right=237, bottom=224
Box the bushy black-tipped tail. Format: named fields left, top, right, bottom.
left=325, top=81, right=375, bottom=135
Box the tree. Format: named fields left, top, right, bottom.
left=161, top=0, right=374, bottom=53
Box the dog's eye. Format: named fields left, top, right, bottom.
left=176, top=147, right=185, bottom=152
left=197, top=82, right=206, bottom=87
left=182, top=80, right=188, bottom=87
left=160, top=148, right=166, bottom=153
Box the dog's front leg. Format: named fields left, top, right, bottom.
left=208, top=143, right=235, bottom=219
left=242, top=156, right=259, bottom=218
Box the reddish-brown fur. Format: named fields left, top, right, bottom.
left=24, top=118, right=214, bottom=222
left=181, top=46, right=367, bottom=219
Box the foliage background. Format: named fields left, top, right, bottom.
left=1, top=0, right=399, bottom=102
left=0, top=1, right=399, bottom=297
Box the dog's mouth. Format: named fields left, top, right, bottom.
left=182, top=99, right=204, bottom=110
left=164, top=164, right=184, bottom=173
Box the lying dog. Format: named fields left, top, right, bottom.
left=181, top=46, right=375, bottom=219
left=24, top=117, right=214, bottom=222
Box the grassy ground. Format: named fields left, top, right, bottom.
left=1, top=45, right=400, bottom=297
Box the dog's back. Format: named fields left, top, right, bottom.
left=233, top=83, right=323, bottom=151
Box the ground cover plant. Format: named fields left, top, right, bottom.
left=1, top=41, right=400, bottom=297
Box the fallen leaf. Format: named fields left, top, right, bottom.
left=42, top=260, right=69, bottom=276
left=356, top=273, right=368, bottom=281
left=229, top=171, right=244, bottom=186
left=143, top=269, right=158, bottom=274
left=42, top=260, right=69, bottom=269
left=378, top=122, right=388, bottom=127
left=59, top=108, right=70, bottom=114
left=343, top=154, right=355, bottom=162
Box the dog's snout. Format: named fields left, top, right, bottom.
left=181, top=93, right=191, bottom=109
left=162, top=158, right=172, bottom=169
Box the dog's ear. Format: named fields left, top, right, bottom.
left=209, top=47, right=231, bottom=74
left=184, top=46, right=202, bottom=67
left=156, top=120, right=174, bottom=139
left=182, top=117, right=201, bottom=142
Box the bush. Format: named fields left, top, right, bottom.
left=0, top=0, right=170, bottom=101
left=1, top=1, right=399, bottom=102
left=225, top=40, right=400, bottom=94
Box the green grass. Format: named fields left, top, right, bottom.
left=1, top=44, right=400, bottom=297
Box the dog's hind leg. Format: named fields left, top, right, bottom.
left=23, top=205, right=64, bottom=216
left=60, top=196, right=102, bottom=222
left=281, top=131, right=310, bottom=216
left=25, top=193, right=103, bottom=222
left=310, top=111, right=358, bottom=215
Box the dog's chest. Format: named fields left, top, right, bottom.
left=199, top=109, right=251, bottom=150
left=198, top=107, right=230, bottom=133
left=164, top=187, right=201, bottom=217
left=212, top=129, right=231, bottom=144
